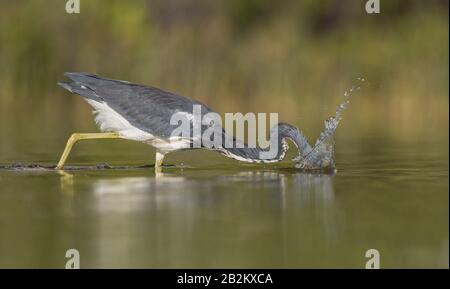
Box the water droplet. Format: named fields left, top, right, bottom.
left=296, top=81, right=360, bottom=169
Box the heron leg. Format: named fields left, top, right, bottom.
left=155, top=151, right=165, bottom=172
left=56, top=132, right=120, bottom=169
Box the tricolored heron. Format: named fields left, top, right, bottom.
left=56, top=73, right=333, bottom=172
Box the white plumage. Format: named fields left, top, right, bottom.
left=85, top=99, right=191, bottom=153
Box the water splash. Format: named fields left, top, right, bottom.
left=294, top=78, right=365, bottom=170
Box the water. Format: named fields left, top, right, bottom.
left=0, top=139, right=447, bottom=268
left=295, top=79, right=363, bottom=170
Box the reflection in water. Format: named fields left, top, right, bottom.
left=219, top=171, right=337, bottom=266
left=92, top=177, right=153, bottom=196
left=59, top=170, right=74, bottom=197
left=57, top=170, right=338, bottom=268
left=291, top=173, right=335, bottom=205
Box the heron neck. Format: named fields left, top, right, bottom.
left=218, top=123, right=312, bottom=163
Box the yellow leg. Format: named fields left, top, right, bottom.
left=155, top=151, right=165, bottom=173
left=56, top=132, right=120, bottom=169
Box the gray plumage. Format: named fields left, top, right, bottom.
left=58, top=72, right=326, bottom=167
left=59, top=72, right=211, bottom=139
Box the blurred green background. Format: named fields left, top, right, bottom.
left=0, top=0, right=448, bottom=155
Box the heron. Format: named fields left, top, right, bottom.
left=56, top=72, right=335, bottom=172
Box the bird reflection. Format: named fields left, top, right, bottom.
left=58, top=169, right=335, bottom=210
left=58, top=168, right=339, bottom=267
left=219, top=170, right=335, bottom=208
left=290, top=172, right=335, bottom=206
left=58, top=170, right=74, bottom=197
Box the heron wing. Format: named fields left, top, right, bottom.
left=59, top=72, right=213, bottom=139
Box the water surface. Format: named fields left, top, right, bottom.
left=0, top=139, right=448, bottom=268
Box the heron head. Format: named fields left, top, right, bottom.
left=293, top=138, right=336, bottom=172
left=274, top=122, right=337, bottom=172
